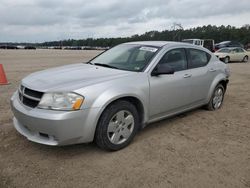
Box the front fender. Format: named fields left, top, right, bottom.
left=91, top=86, right=149, bottom=123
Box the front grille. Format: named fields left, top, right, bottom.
left=19, top=85, right=44, bottom=108
left=24, top=87, right=43, bottom=99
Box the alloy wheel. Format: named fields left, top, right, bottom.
left=212, top=87, right=224, bottom=109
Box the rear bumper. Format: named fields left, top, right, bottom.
left=10, top=91, right=102, bottom=146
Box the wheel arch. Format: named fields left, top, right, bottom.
left=218, top=79, right=229, bottom=92
left=243, top=55, right=248, bottom=62
left=97, top=95, right=147, bottom=130
left=207, top=74, right=229, bottom=102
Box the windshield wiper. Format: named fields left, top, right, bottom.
left=86, top=61, right=93, bottom=65
left=94, top=63, right=118, bottom=69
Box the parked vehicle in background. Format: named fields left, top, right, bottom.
left=24, top=46, right=36, bottom=50
left=182, top=39, right=203, bottom=46
left=214, top=47, right=248, bottom=63
left=182, top=39, right=215, bottom=52
left=245, top=42, right=250, bottom=51
left=214, top=41, right=244, bottom=51
left=0, top=45, right=18, bottom=49
left=11, top=41, right=230, bottom=151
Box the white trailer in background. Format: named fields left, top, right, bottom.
left=182, top=39, right=215, bottom=52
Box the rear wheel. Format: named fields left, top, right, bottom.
left=206, top=84, right=225, bottom=111
left=242, top=56, right=248, bottom=63
left=223, top=56, right=230, bottom=63
left=95, top=100, right=139, bottom=151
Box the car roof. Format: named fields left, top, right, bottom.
left=218, top=41, right=231, bottom=44
left=123, top=41, right=194, bottom=48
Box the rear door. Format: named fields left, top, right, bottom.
left=230, top=49, right=238, bottom=61
left=186, top=48, right=216, bottom=104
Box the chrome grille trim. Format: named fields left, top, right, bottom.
left=18, top=85, right=44, bottom=108
left=22, top=93, right=41, bottom=101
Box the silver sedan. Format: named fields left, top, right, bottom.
left=11, top=41, right=230, bottom=150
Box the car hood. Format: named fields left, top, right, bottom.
left=22, top=63, right=133, bottom=92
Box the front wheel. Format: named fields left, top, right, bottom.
left=95, top=100, right=139, bottom=151
left=206, top=84, right=225, bottom=111
left=223, top=56, right=230, bottom=63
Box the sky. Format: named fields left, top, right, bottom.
left=0, top=0, right=250, bottom=43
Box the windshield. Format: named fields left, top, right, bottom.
left=90, top=44, right=159, bottom=72
left=217, top=48, right=231, bottom=53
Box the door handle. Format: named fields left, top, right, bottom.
left=209, top=68, right=216, bottom=72
left=183, top=74, right=192, bottom=78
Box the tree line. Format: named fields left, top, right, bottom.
left=3, top=25, right=250, bottom=48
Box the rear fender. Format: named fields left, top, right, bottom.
left=206, top=73, right=228, bottom=102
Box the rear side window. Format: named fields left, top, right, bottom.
left=188, top=49, right=211, bottom=69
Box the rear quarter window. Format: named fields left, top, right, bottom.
left=188, top=49, right=211, bottom=69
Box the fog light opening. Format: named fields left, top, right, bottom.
left=39, top=132, right=49, bottom=139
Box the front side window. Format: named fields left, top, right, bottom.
left=232, top=48, right=238, bottom=53
left=188, top=49, right=211, bottom=69
left=90, top=44, right=159, bottom=72
left=158, top=48, right=187, bottom=72
left=217, top=48, right=231, bottom=53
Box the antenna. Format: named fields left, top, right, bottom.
left=171, top=22, right=183, bottom=41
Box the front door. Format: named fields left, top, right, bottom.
left=149, top=48, right=192, bottom=119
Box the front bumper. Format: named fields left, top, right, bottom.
left=10, top=92, right=102, bottom=146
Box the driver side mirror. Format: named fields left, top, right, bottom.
left=151, top=64, right=175, bottom=76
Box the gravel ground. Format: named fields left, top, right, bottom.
left=0, top=49, right=250, bottom=188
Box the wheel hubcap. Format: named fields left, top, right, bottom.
left=212, top=88, right=223, bottom=109
left=107, top=110, right=134, bottom=145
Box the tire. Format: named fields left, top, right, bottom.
left=242, top=56, right=248, bottom=63
left=223, top=56, right=230, bottom=63
left=206, top=84, right=225, bottom=111
left=95, top=100, right=139, bottom=151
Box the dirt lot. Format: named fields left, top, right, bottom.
left=0, top=49, right=250, bottom=188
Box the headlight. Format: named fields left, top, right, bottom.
left=38, top=92, right=84, bottom=111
